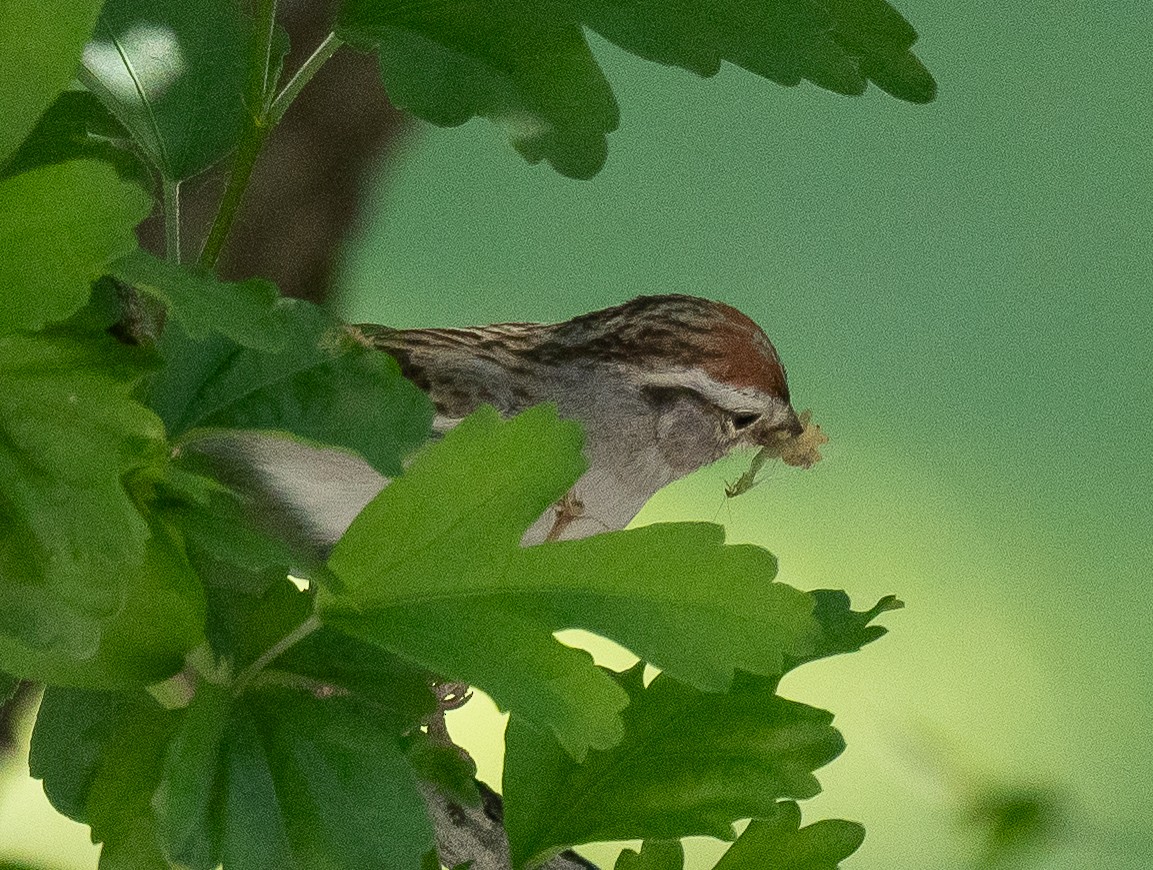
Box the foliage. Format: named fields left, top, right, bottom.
left=0, top=0, right=933, bottom=867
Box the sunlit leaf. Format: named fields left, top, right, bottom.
left=0, top=0, right=105, bottom=162
left=112, top=249, right=288, bottom=352
left=322, top=406, right=819, bottom=760
left=504, top=666, right=845, bottom=866
left=336, top=0, right=936, bottom=179
left=0, top=160, right=150, bottom=334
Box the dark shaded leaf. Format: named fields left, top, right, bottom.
left=0, top=0, right=105, bottom=161
left=203, top=577, right=436, bottom=731
left=0, top=328, right=204, bottom=683
left=0, top=89, right=149, bottom=185
left=82, top=0, right=248, bottom=180
left=150, top=684, right=436, bottom=870
left=112, top=250, right=289, bottom=352
left=31, top=688, right=179, bottom=869
left=784, top=589, right=903, bottom=671
left=0, top=512, right=205, bottom=688
left=0, top=160, right=150, bottom=333
left=711, top=802, right=865, bottom=869
left=0, top=673, right=17, bottom=706
left=336, top=0, right=935, bottom=178
left=615, top=840, right=684, bottom=870
left=154, top=681, right=231, bottom=869
left=149, top=300, right=433, bottom=477
left=504, top=665, right=845, bottom=866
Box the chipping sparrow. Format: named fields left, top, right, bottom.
left=196, top=294, right=803, bottom=552
left=190, top=294, right=804, bottom=870
left=196, top=292, right=802, bottom=550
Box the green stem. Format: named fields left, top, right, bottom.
left=162, top=178, right=181, bottom=263
left=232, top=613, right=321, bottom=697
left=197, top=122, right=268, bottom=269
left=197, top=0, right=278, bottom=270
left=197, top=26, right=343, bottom=270
left=269, top=33, right=343, bottom=126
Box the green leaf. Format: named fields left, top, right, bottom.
left=0, top=511, right=205, bottom=688
left=785, top=589, right=904, bottom=670
left=201, top=577, right=436, bottom=731
left=81, top=0, right=248, bottom=180
left=31, top=688, right=180, bottom=870
left=322, top=406, right=819, bottom=761
left=153, top=681, right=231, bottom=868
left=504, top=665, right=845, bottom=867
left=0, top=160, right=150, bottom=333
left=148, top=683, right=435, bottom=870
left=615, top=840, right=684, bottom=870
left=0, top=0, right=105, bottom=162
left=711, top=802, right=865, bottom=869
left=111, top=250, right=288, bottom=352
left=336, top=0, right=935, bottom=179
left=149, top=300, right=433, bottom=476
left=0, top=89, right=149, bottom=185
left=403, top=732, right=481, bottom=808
left=0, top=673, right=18, bottom=706
left=0, top=328, right=205, bottom=681
left=240, top=688, right=435, bottom=870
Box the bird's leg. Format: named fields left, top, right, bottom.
left=427, top=680, right=474, bottom=745
left=545, top=491, right=586, bottom=542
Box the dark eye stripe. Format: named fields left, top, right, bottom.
left=731, top=413, right=761, bottom=430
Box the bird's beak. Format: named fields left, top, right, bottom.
left=759, top=406, right=804, bottom=443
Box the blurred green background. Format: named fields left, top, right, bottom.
left=2, top=0, right=1149, bottom=867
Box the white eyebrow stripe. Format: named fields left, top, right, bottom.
left=631, top=367, right=768, bottom=412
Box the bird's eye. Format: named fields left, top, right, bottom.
left=730, top=412, right=761, bottom=431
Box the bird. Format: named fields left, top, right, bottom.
left=191, top=293, right=804, bottom=554
left=186, top=293, right=806, bottom=870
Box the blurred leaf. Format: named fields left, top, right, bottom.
left=0, top=510, right=205, bottom=688
left=0, top=673, right=17, bottom=706
left=615, top=840, right=684, bottom=870
left=82, top=0, right=248, bottom=180
left=965, top=785, right=1065, bottom=866
left=0, top=328, right=210, bottom=676
left=322, top=406, right=818, bottom=760
left=0, top=0, right=105, bottom=162
left=0, top=160, right=150, bottom=333
left=504, top=665, right=845, bottom=866
left=31, top=688, right=179, bottom=870
left=336, top=0, right=935, bottom=179
left=0, top=89, right=149, bottom=185
left=111, top=250, right=288, bottom=352
left=153, top=681, right=231, bottom=868
left=149, top=300, right=434, bottom=476
left=711, top=802, right=865, bottom=869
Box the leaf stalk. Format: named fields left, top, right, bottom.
left=197, top=10, right=341, bottom=269
left=270, top=33, right=343, bottom=127
left=232, top=613, right=321, bottom=697
left=162, top=178, right=181, bottom=263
